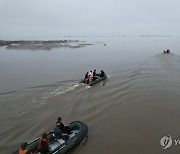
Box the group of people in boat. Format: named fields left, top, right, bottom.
left=18, top=117, right=71, bottom=154
left=164, top=49, right=170, bottom=54
left=84, top=69, right=105, bottom=84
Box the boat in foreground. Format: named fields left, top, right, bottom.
left=80, top=73, right=107, bottom=86
left=12, top=121, right=88, bottom=154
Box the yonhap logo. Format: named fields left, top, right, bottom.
left=160, top=135, right=180, bottom=149
left=160, top=135, right=173, bottom=149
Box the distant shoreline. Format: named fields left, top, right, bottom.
left=0, top=40, right=93, bottom=50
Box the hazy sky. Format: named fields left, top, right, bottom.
left=0, top=0, right=180, bottom=38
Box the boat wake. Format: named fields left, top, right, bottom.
left=6, top=81, right=85, bottom=118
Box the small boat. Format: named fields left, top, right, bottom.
left=80, top=73, right=107, bottom=86
left=164, top=49, right=170, bottom=54
left=12, top=121, right=88, bottom=154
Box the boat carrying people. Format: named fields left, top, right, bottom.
left=12, top=121, right=88, bottom=154
left=80, top=69, right=107, bottom=86
left=163, top=49, right=170, bottom=54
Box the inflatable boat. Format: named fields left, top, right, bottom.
left=80, top=73, right=107, bottom=86
left=12, top=121, right=88, bottom=154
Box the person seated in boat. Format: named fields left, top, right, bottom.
left=89, top=71, right=92, bottom=76
left=93, top=69, right=98, bottom=77
left=37, top=133, right=50, bottom=154
left=99, top=70, right=105, bottom=77
left=19, top=142, right=32, bottom=154
left=54, top=123, right=69, bottom=140
left=56, top=117, right=71, bottom=134
left=84, top=72, right=89, bottom=83
left=84, top=72, right=88, bottom=79
left=88, top=75, right=93, bottom=83
left=167, top=49, right=170, bottom=53
left=88, top=71, right=93, bottom=77
left=92, top=69, right=100, bottom=81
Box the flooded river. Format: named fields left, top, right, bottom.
left=0, top=36, right=180, bottom=154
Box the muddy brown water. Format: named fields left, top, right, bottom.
left=0, top=36, right=180, bottom=154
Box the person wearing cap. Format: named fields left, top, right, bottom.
left=37, top=133, right=50, bottom=154
left=19, top=142, right=32, bottom=154
left=54, top=123, right=69, bottom=140
left=56, top=117, right=71, bottom=134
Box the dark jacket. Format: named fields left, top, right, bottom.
left=54, top=127, right=63, bottom=139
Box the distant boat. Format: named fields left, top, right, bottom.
left=164, top=49, right=170, bottom=54
left=12, top=121, right=88, bottom=154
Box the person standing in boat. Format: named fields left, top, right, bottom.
left=19, top=142, right=32, bottom=154
left=37, top=133, right=50, bottom=154
left=56, top=117, right=71, bottom=134
left=54, top=123, right=69, bottom=140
